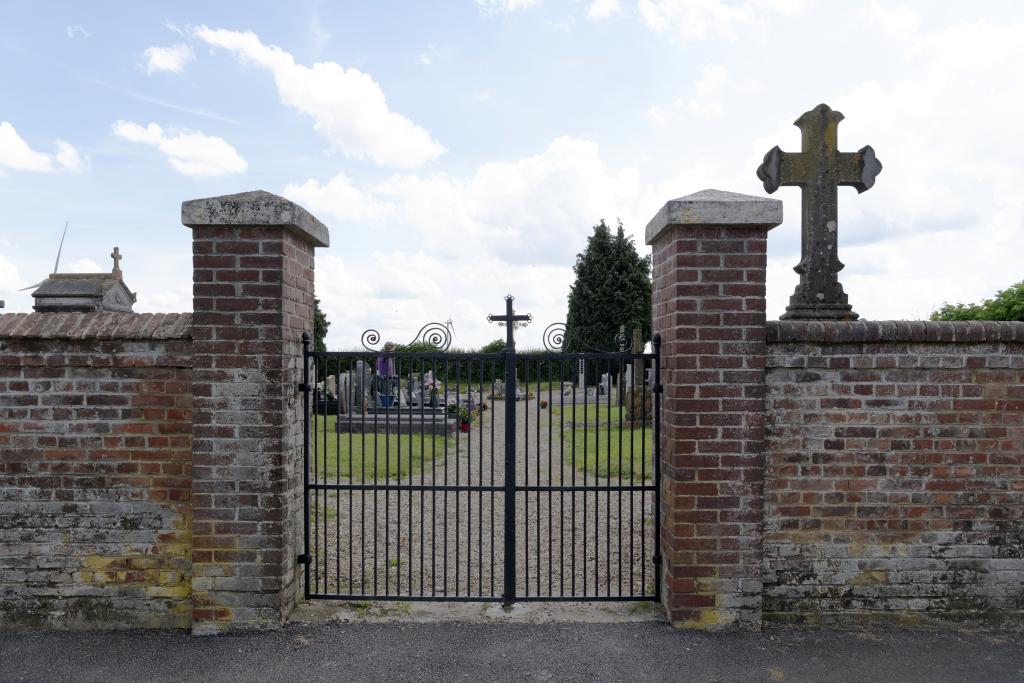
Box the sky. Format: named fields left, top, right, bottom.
left=0, top=0, right=1022, bottom=350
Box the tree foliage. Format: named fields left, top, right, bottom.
left=313, top=297, right=330, bottom=353
left=565, top=219, right=651, bottom=351
left=930, top=281, right=1024, bottom=322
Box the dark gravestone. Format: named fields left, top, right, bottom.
left=757, top=103, right=882, bottom=320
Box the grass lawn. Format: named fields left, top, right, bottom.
left=561, top=426, right=654, bottom=480
left=311, top=415, right=449, bottom=480
left=550, top=402, right=629, bottom=426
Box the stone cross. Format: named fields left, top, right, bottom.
left=111, top=247, right=123, bottom=279
left=487, top=295, right=532, bottom=349
left=756, top=103, right=882, bottom=320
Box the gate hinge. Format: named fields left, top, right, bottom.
left=296, top=553, right=311, bottom=565
left=298, top=383, right=312, bottom=393
left=653, top=384, right=663, bottom=395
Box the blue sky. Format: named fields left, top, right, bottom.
left=1, top=1, right=1022, bottom=348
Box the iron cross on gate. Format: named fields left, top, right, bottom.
left=487, top=295, right=532, bottom=349
left=757, top=103, right=883, bottom=320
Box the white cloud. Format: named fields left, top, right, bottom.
left=295, top=136, right=639, bottom=267
left=289, top=135, right=646, bottom=347
left=111, top=120, right=247, bottom=176
left=67, top=258, right=102, bottom=273
left=587, top=0, right=621, bottom=20
left=142, top=44, right=195, bottom=74
left=65, top=24, right=90, bottom=39
left=284, top=174, right=394, bottom=224
left=0, top=252, right=27, bottom=305
left=637, top=0, right=807, bottom=41
left=475, top=0, right=542, bottom=13
left=0, top=122, right=85, bottom=173
left=194, top=26, right=445, bottom=169
left=55, top=141, right=86, bottom=172
left=864, top=2, right=920, bottom=37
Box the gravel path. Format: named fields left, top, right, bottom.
left=309, top=394, right=656, bottom=600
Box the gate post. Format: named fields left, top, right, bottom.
left=645, top=190, right=781, bottom=629
left=182, top=191, right=329, bottom=634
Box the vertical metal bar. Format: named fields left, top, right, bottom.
left=502, top=345, right=517, bottom=606
left=322, top=355, right=328, bottom=593
left=385, top=351, right=391, bottom=596
left=301, top=333, right=311, bottom=598
left=582, top=357, right=587, bottom=596
left=547, top=360, right=553, bottom=597
left=653, top=334, right=663, bottom=601
left=640, top=352, right=647, bottom=597
left=419, top=357, right=426, bottom=597
left=490, top=358, right=496, bottom=598
left=558, top=357, right=565, bottom=597
left=336, top=363, right=343, bottom=595
left=455, top=357, right=461, bottom=596
left=443, top=357, right=449, bottom=596
left=373, top=356, right=379, bottom=596
left=478, top=359, right=484, bottom=597
left=313, top=354, right=320, bottom=595
left=607, top=356, right=612, bottom=597
left=571, top=358, right=577, bottom=597
left=617, top=352, right=624, bottom=597
left=359, top=358, right=366, bottom=595
left=523, top=357, right=529, bottom=597
left=533, top=359, right=540, bottom=597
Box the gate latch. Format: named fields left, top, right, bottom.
left=296, top=553, right=311, bottom=565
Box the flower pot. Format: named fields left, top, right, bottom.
left=380, top=395, right=396, bottom=408
left=459, top=421, right=471, bottom=433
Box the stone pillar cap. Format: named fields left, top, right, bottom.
left=645, top=189, right=782, bottom=245
left=181, top=190, right=330, bottom=248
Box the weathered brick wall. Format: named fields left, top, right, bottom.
left=0, top=312, right=193, bottom=630
left=764, top=320, right=1024, bottom=622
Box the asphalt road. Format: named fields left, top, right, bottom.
left=2, top=622, right=1023, bottom=682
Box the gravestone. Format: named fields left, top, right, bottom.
left=337, top=374, right=349, bottom=414
left=353, top=360, right=370, bottom=410
left=756, top=103, right=882, bottom=320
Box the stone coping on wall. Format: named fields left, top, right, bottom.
left=0, top=312, right=192, bottom=340
left=766, top=320, right=1024, bottom=344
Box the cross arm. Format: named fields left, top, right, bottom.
left=756, top=147, right=810, bottom=193
left=836, top=145, right=883, bottom=193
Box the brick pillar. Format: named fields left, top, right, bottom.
left=182, top=191, right=329, bottom=634
left=645, top=189, right=781, bottom=629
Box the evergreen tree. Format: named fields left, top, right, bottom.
left=566, top=220, right=651, bottom=352
left=313, top=297, right=330, bottom=353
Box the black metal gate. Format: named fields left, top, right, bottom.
left=299, top=297, right=661, bottom=605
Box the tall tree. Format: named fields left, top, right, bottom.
left=566, top=219, right=651, bottom=352
left=930, top=280, right=1024, bottom=321
left=313, top=297, right=330, bottom=353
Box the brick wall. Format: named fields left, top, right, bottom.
left=0, top=312, right=193, bottom=630
left=764, top=320, right=1024, bottom=622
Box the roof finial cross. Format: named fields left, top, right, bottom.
left=757, top=103, right=882, bottom=320
left=111, top=246, right=123, bottom=278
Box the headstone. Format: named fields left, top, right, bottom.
left=326, top=374, right=337, bottom=397
left=561, top=381, right=574, bottom=396
left=353, top=361, right=370, bottom=409
left=337, top=374, right=349, bottom=414
left=756, top=103, right=882, bottom=320
left=598, top=373, right=610, bottom=396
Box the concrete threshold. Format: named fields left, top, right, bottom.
left=291, top=599, right=667, bottom=625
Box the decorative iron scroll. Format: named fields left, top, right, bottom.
left=542, top=322, right=633, bottom=353
left=360, top=321, right=453, bottom=352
